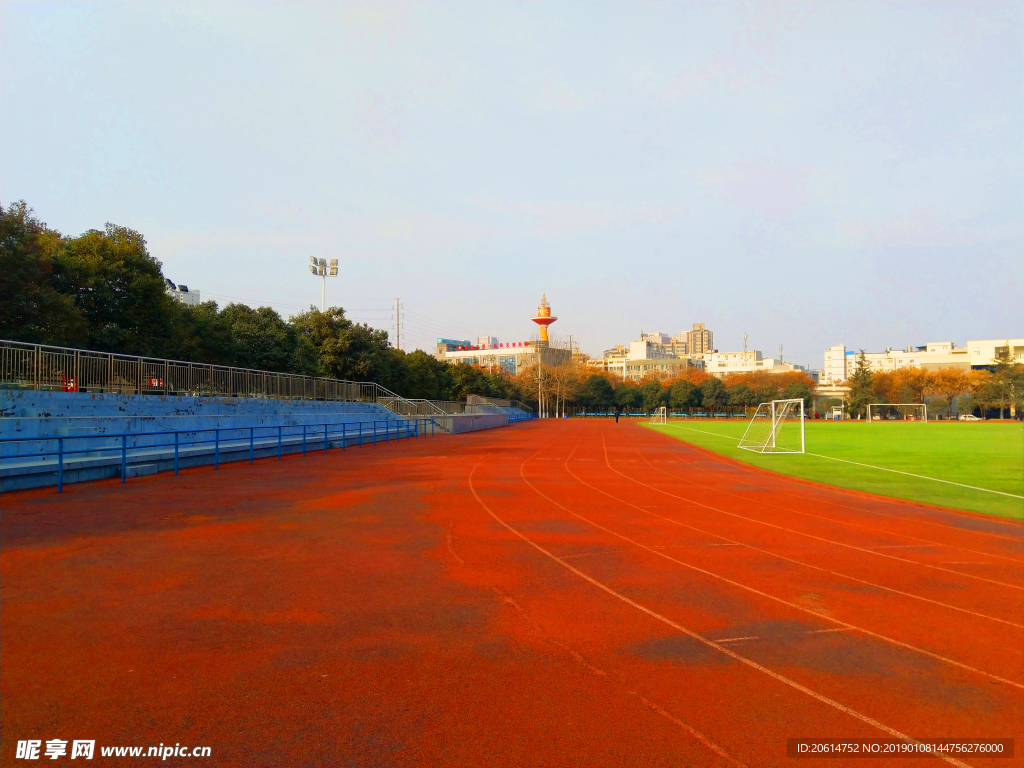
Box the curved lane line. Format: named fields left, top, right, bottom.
left=653, top=445, right=1023, bottom=565
left=528, top=441, right=1023, bottom=687
left=467, top=450, right=973, bottom=768
left=619, top=436, right=1022, bottom=591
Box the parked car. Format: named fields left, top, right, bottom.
left=958, top=414, right=984, bottom=421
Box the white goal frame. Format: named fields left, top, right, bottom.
left=650, top=406, right=667, bottom=425
left=738, top=399, right=805, bottom=454
left=867, top=403, right=927, bottom=423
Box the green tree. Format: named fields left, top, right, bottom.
left=219, top=303, right=296, bottom=372
left=781, top=381, right=814, bottom=410
left=699, top=377, right=728, bottom=409
left=669, top=380, right=700, bottom=410
left=614, top=384, right=639, bottom=411
left=578, top=375, right=614, bottom=411
left=845, top=351, right=875, bottom=419
left=166, top=301, right=237, bottom=365
left=639, top=379, right=665, bottom=412
left=726, top=383, right=758, bottom=407
left=50, top=224, right=177, bottom=356
left=988, top=343, right=1024, bottom=418
left=0, top=201, right=87, bottom=345
left=396, top=349, right=455, bottom=400
left=290, top=307, right=398, bottom=385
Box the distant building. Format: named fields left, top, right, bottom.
left=433, top=297, right=572, bottom=375
left=821, top=339, right=1024, bottom=385
left=703, top=350, right=809, bottom=378
left=165, top=279, right=201, bottom=306
left=687, top=323, right=713, bottom=356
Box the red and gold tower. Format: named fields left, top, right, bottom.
left=531, top=294, right=557, bottom=344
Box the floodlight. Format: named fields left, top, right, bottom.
left=329, top=259, right=338, bottom=266
left=309, top=265, right=317, bottom=274
left=318, top=258, right=327, bottom=267
left=329, top=266, right=338, bottom=275
left=309, top=255, right=317, bottom=265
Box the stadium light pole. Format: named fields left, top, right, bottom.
left=308, top=256, right=339, bottom=311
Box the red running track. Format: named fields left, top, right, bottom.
left=1, top=420, right=1021, bottom=767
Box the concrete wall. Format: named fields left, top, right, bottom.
left=448, top=413, right=509, bottom=433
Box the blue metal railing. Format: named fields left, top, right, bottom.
left=0, top=418, right=439, bottom=493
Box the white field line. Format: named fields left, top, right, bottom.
left=660, top=424, right=1024, bottom=500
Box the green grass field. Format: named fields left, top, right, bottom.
left=645, top=420, right=1024, bottom=519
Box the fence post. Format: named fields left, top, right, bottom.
left=277, top=425, right=282, bottom=460
left=57, top=437, right=63, bottom=493
left=324, top=424, right=328, bottom=453
left=373, top=422, right=377, bottom=446
left=302, top=425, right=307, bottom=456
left=250, top=427, right=254, bottom=464
left=358, top=423, right=362, bottom=448
left=342, top=422, right=346, bottom=450
left=385, top=422, right=389, bottom=443
left=174, top=432, right=179, bottom=475
left=121, top=435, right=126, bottom=483
left=215, top=429, right=219, bottom=469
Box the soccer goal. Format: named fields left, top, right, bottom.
left=868, top=403, right=927, bottom=422
left=650, top=406, right=667, bottom=425
left=738, top=399, right=805, bottom=454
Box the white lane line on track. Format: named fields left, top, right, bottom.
left=555, top=439, right=1023, bottom=630
left=717, top=636, right=758, bottom=643
left=470, top=454, right=971, bottom=768
left=550, top=442, right=1023, bottom=687
left=809, top=628, right=856, bottom=634
left=626, top=447, right=1022, bottom=591
left=663, top=422, right=1024, bottom=516
left=657, top=444, right=1024, bottom=564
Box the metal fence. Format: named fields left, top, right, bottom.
left=0, top=339, right=536, bottom=432
left=1, top=339, right=426, bottom=414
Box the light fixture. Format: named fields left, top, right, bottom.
left=306, top=255, right=338, bottom=311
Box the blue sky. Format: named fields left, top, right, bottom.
left=2, top=1, right=1021, bottom=366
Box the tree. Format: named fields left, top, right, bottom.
left=846, top=350, right=875, bottom=419
left=698, top=377, right=728, bottom=410
left=781, top=381, right=814, bottom=410
left=669, top=380, right=700, bottom=410
left=578, top=375, right=614, bottom=412
left=219, top=303, right=296, bottom=372
left=50, top=223, right=178, bottom=356
left=614, top=384, right=639, bottom=411
left=927, top=368, right=969, bottom=418
left=988, top=343, right=1024, bottom=418
left=956, top=394, right=977, bottom=417
left=166, top=301, right=237, bottom=365
left=639, top=379, right=665, bottom=412
left=726, top=383, right=758, bottom=407
left=0, top=201, right=86, bottom=345
left=290, top=307, right=398, bottom=385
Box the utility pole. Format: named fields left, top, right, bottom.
left=779, top=343, right=784, bottom=363
left=393, top=298, right=403, bottom=352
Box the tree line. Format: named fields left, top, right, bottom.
left=0, top=201, right=515, bottom=402
left=841, top=351, right=1022, bottom=419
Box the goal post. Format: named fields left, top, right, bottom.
left=650, top=406, right=667, bottom=425
left=867, top=403, right=927, bottom=423
left=738, top=399, right=805, bottom=454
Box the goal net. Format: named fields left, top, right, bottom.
left=868, top=403, right=927, bottom=422
left=738, top=399, right=805, bottom=454
left=650, top=406, right=667, bottom=425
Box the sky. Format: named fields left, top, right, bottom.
left=2, top=1, right=1021, bottom=367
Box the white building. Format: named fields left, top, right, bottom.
left=165, top=279, right=201, bottom=306
left=821, top=339, right=1024, bottom=385
left=702, top=350, right=809, bottom=378
left=435, top=337, right=570, bottom=375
